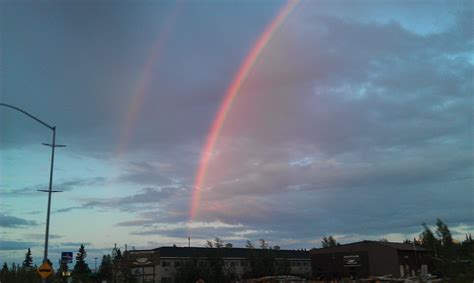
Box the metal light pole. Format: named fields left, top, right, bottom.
left=0, top=103, right=65, bottom=282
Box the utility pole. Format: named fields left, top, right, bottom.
left=39, top=126, right=65, bottom=268
left=0, top=103, right=65, bottom=283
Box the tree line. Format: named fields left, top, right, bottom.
left=1, top=218, right=472, bottom=282
left=174, top=238, right=302, bottom=283
left=416, top=218, right=473, bottom=281
left=0, top=243, right=124, bottom=283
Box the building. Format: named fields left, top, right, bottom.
left=122, top=246, right=310, bottom=283
left=311, top=241, right=430, bottom=280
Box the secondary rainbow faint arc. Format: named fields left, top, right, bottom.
left=190, top=0, right=300, bottom=220
left=116, top=3, right=181, bottom=158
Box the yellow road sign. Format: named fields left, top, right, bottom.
left=37, top=262, right=53, bottom=279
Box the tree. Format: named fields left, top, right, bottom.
left=436, top=218, right=453, bottom=257
left=245, top=240, right=254, bottom=249
left=23, top=248, right=33, bottom=268
left=175, top=258, right=211, bottom=283
left=0, top=262, right=9, bottom=283
left=259, top=239, right=268, bottom=249
left=111, top=244, right=122, bottom=283
left=214, top=237, right=224, bottom=249
left=275, top=257, right=291, bottom=275
left=98, top=255, right=113, bottom=282
left=56, top=259, right=69, bottom=283
left=420, top=223, right=440, bottom=257
left=205, top=240, right=214, bottom=248
left=1, top=262, right=8, bottom=273
left=72, top=244, right=91, bottom=283
left=243, top=240, right=275, bottom=278
left=321, top=236, right=338, bottom=248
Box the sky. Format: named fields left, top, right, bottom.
left=0, top=0, right=473, bottom=267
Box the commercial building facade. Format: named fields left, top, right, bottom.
left=122, top=246, right=310, bottom=283
left=311, top=241, right=430, bottom=280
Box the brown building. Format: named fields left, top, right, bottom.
left=311, top=241, right=430, bottom=280
left=122, top=246, right=310, bottom=283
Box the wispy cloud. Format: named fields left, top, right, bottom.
left=0, top=214, right=37, bottom=228
left=3, top=177, right=107, bottom=198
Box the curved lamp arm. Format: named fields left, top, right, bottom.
left=0, top=102, right=54, bottom=130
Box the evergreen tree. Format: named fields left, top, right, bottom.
left=72, top=244, right=91, bottom=283
left=11, top=262, right=17, bottom=274
left=23, top=248, right=33, bottom=268
left=98, top=255, right=113, bottom=282
left=0, top=262, right=9, bottom=283
left=57, top=259, right=69, bottom=283
left=111, top=244, right=122, bottom=283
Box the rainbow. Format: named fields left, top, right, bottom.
left=116, top=4, right=181, bottom=157
left=190, top=0, right=299, bottom=220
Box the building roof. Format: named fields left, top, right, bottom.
left=153, top=246, right=310, bottom=259
left=373, top=241, right=428, bottom=251
left=311, top=240, right=428, bottom=254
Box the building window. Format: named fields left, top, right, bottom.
left=175, top=261, right=181, bottom=267
left=230, top=261, right=235, bottom=267
left=161, top=277, right=172, bottom=283
left=240, top=261, right=248, bottom=267
left=162, top=261, right=170, bottom=267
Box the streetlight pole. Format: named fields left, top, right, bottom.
left=0, top=103, right=65, bottom=282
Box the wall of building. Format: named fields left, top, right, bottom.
left=311, top=251, right=369, bottom=279
left=124, top=248, right=310, bottom=283
left=310, top=242, right=430, bottom=280
left=367, top=243, right=399, bottom=276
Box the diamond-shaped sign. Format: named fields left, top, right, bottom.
left=37, top=262, right=53, bottom=279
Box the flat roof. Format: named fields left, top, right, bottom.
left=126, top=246, right=310, bottom=259
left=311, top=240, right=428, bottom=254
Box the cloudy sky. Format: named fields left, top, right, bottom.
left=1, top=0, right=473, bottom=266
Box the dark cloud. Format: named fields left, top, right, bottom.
left=0, top=214, right=37, bottom=228
left=0, top=240, right=39, bottom=251
left=58, top=242, right=92, bottom=247
left=117, top=161, right=172, bottom=185
left=55, top=186, right=189, bottom=214
left=25, top=233, right=63, bottom=240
